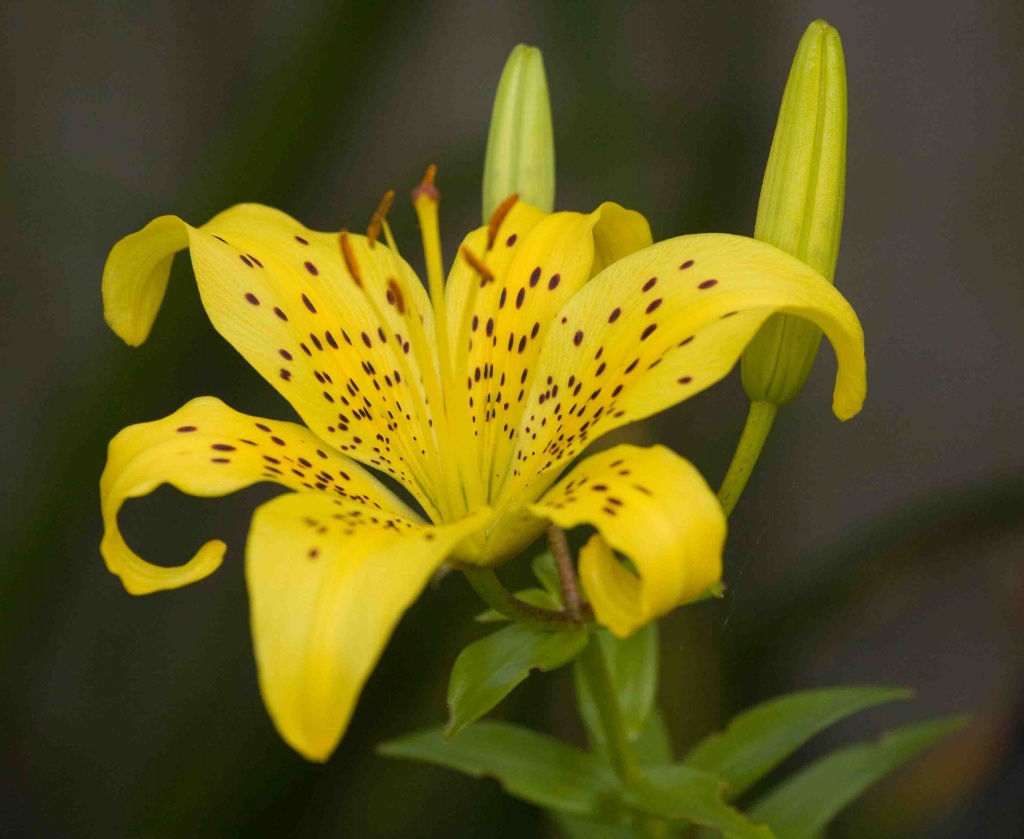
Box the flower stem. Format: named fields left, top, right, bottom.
left=576, top=640, right=665, bottom=838
left=717, top=400, right=778, bottom=517
left=462, top=568, right=588, bottom=631
left=577, top=640, right=640, bottom=782
left=547, top=524, right=582, bottom=621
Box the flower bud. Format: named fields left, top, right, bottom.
left=741, top=20, right=847, bottom=406
left=482, top=44, right=555, bottom=222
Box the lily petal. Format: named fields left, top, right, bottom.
left=529, top=444, right=725, bottom=638
left=500, top=233, right=866, bottom=508
left=445, top=201, right=651, bottom=501
left=100, top=396, right=410, bottom=595
left=247, top=494, right=488, bottom=761
left=102, top=205, right=444, bottom=515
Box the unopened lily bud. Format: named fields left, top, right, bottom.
left=482, top=44, right=555, bottom=221
left=742, top=20, right=847, bottom=406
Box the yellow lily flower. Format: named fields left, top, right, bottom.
left=100, top=174, right=865, bottom=761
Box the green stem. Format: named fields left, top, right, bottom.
left=717, top=401, right=778, bottom=517
left=576, top=641, right=664, bottom=838
left=462, top=568, right=587, bottom=631
left=577, top=640, right=641, bottom=783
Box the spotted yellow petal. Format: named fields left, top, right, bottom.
left=102, top=215, right=190, bottom=346
left=529, top=445, right=725, bottom=638
left=498, top=233, right=866, bottom=509
left=100, top=396, right=410, bottom=595
left=102, top=205, right=445, bottom=516
left=444, top=201, right=651, bottom=503
left=247, top=494, right=488, bottom=761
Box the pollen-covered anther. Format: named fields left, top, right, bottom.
left=460, top=246, right=495, bottom=286
left=366, top=189, right=395, bottom=248
left=486, top=193, right=519, bottom=250
left=338, top=231, right=363, bottom=288
left=411, top=164, right=439, bottom=204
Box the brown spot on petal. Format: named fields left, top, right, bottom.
left=386, top=278, right=406, bottom=314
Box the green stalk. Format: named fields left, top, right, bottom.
left=717, top=401, right=778, bottom=517
left=576, top=642, right=666, bottom=838
left=462, top=568, right=587, bottom=631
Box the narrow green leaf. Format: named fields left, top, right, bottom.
left=378, top=723, right=622, bottom=820
left=574, top=625, right=660, bottom=747
left=628, top=764, right=774, bottom=839
left=532, top=550, right=563, bottom=601
left=446, top=623, right=588, bottom=739
left=685, top=686, right=910, bottom=797
left=475, top=587, right=560, bottom=622
left=749, top=715, right=968, bottom=838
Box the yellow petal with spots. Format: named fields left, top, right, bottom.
left=445, top=201, right=651, bottom=502
left=529, top=445, right=725, bottom=638
left=100, top=396, right=411, bottom=595
left=499, top=233, right=866, bottom=510
left=102, top=214, right=189, bottom=346
left=247, top=495, right=488, bottom=761
left=102, top=205, right=445, bottom=517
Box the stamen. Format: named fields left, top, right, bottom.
left=334, top=231, right=452, bottom=522
left=366, top=189, right=395, bottom=248
left=382, top=219, right=400, bottom=255
left=338, top=231, right=363, bottom=287
left=392, top=282, right=465, bottom=520
left=460, top=245, right=495, bottom=287
left=486, top=193, right=519, bottom=250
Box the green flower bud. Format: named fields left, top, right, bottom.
left=742, top=20, right=847, bottom=406
left=482, top=44, right=555, bottom=222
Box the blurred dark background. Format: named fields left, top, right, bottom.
left=3, top=1, right=1023, bottom=836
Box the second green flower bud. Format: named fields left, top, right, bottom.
left=482, top=44, right=555, bottom=222
left=741, top=20, right=847, bottom=406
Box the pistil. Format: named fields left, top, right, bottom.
left=412, top=166, right=488, bottom=514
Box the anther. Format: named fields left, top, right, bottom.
left=338, top=230, right=363, bottom=288
left=367, top=189, right=395, bottom=248
left=486, top=192, right=519, bottom=250
left=460, top=246, right=495, bottom=286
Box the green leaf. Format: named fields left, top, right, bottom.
left=550, top=812, right=634, bottom=839
left=378, top=723, right=622, bottom=820
left=684, top=686, right=910, bottom=797
left=574, top=624, right=660, bottom=747
left=749, top=715, right=967, bottom=838
left=475, top=587, right=560, bottom=622
left=633, top=708, right=674, bottom=765
left=628, top=764, right=774, bottom=839
left=446, top=623, right=588, bottom=739
left=532, top=550, right=563, bottom=601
